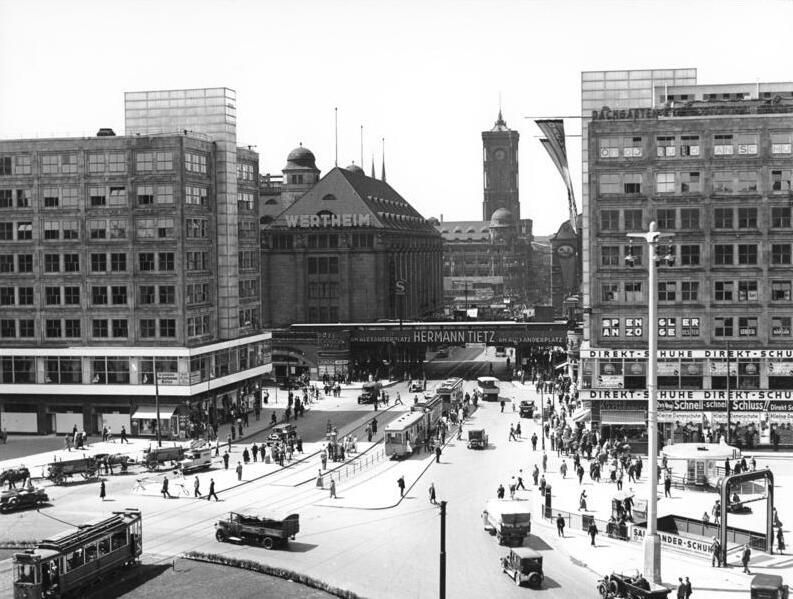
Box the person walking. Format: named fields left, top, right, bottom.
left=683, top=577, right=692, bottom=599
left=429, top=482, right=437, bottom=504
left=777, top=527, right=785, bottom=554
left=577, top=464, right=585, bottom=485
left=508, top=424, right=516, bottom=442
left=617, top=469, right=624, bottom=491
left=539, top=475, right=547, bottom=496
left=161, top=476, right=172, bottom=499
left=710, top=537, right=722, bottom=567
left=556, top=513, right=565, bottom=537
left=120, top=425, right=129, bottom=444
left=235, top=461, right=243, bottom=481
left=587, top=520, right=598, bottom=546
left=664, top=472, right=672, bottom=498
left=531, top=432, right=538, bottom=451
left=435, top=445, right=442, bottom=464
left=497, top=484, right=505, bottom=499
left=64, top=434, right=72, bottom=452
left=397, top=475, right=406, bottom=498
left=542, top=452, right=548, bottom=473
left=741, top=543, right=751, bottom=574
left=99, top=480, right=106, bottom=501
left=516, top=471, right=526, bottom=490
left=560, top=460, right=568, bottom=478
left=532, top=465, right=539, bottom=486
left=222, top=451, right=229, bottom=470
left=252, top=444, right=259, bottom=462
left=677, top=578, right=685, bottom=599
left=227, top=433, right=232, bottom=454
left=193, top=476, right=201, bottom=498
left=329, top=479, right=337, bottom=499
left=207, top=478, right=219, bottom=501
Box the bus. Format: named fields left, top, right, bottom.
left=14, top=508, right=142, bottom=598
left=384, top=411, right=428, bottom=459
left=476, top=376, right=500, bottom=401
left=436, top=377, right=464, bottom=410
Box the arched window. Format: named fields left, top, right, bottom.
left=265, top=198, right=279, bottom=205
left=322, top=194, right=336, bottom=201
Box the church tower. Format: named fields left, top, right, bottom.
left=481, top=110, right=520, bottom=222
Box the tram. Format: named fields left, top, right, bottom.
left=13, top=508, right=142, bottom=598
left=435, top=377, right=464, bottom=411
left=411, top=394, right=444, bottom=431
left=384, top=411, right=428, bottom=459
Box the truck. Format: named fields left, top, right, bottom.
left=179, top=445, right=213, bottom=474
left=215, top=511, right=300, bottom=550
left=482, top=499, right=531, bottom=546
left=357, top=381, right=382, bottom=404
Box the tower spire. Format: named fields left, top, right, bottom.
left=381, top=137, right=386, bottom=182
left=371, top=153, right=376, bottom=178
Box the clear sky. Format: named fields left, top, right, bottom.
left=2, top=0, right=792, bottom=235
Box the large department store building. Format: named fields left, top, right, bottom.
left=582, top=82, right=793, bottom=448
left=0, top=88, right=271, bottom=437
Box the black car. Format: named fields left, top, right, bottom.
left=519, top=400, right=535, bottom=418
left=0, top=487, right=49, bottom=513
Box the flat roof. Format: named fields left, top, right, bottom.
left=661, top=442, right=739, bottom=460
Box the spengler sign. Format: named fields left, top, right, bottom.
left=350, top=325, right=566, bottom=345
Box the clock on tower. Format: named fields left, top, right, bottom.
left=482, top=110, right=520, bottom=222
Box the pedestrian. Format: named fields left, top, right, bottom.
left=515, top=422, right=521, bottom=438
left=64, top=434, right=72, bottom=452
left=741, top=543, right=751, bottom=574
left=329, top=479, right=337, bottom=499
left=664, top=472, right=672, bottom=498
left=227, top=433, right=232, bottom=453
left=542, top=452, right=548, bottom=473
left=236, top=461, right=243, bottom=481
left=677, top=578, right=685, bottom=599
left=588, top=520, right=598, bottom=546
left=99, top=480, right=106, bottom=501
left=509, top=477, right=517, bottom=500
left=556, top=513, right=565, bottom=537
left=429, top=482, right=437, bottom=504
left=532, top=465, right=539, bottom=485
left=617, top=469, right=624, bottom=491
left=222, top=451, right=229, bottom=470
left=516, top=471, right=526, bottom=490
left=751, top=456, right=757, bottom=471
left=435, top=445, right=442, bottom=463
left=684, top=577, right=692, bottom=599
left=242, top=448, right=250, bottom=464
left=713, top=500, right=721, bottom=525
left=777, top=527, right=785, bottom=554
left=193, top=476, right=201, bottom=498
left=539, top=475, right=546, bottom=496
left=120, top=425, right=129, bottom=444
left=559, top=460, right=568, bottom=478
left=161, top=476, right=172, bottom=499
left=457, top=422, right=464, bottom=440
left=531, top=432, right=538, bottom=451
left=397, top=475, right=405, bottom=497
left=207, top=478, right=219, bottom=501
left=500, top=400, right=505, bottom=413
left=252, top=444, right=259, bottom=462
left=508, top=424, right=516, bottom=442
left=724, top=458, right=731, bottom=476
left=497, top=484, right=505, bottom=499
left=577, top=464, right=585, bottom=485
left=710, top=537, right=722, bottom=567
left=579, top=490, right=587, bottom=511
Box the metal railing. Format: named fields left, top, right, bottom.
left=325, top=446, right=386, bottom=485
left=542, top=507, right=631, bottom=542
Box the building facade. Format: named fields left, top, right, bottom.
left=261, top=154, right=443, bottom=329
left=0, top=88, right=271, bottom=437
left=583, top=87, right=793, bottom=448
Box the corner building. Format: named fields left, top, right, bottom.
left=0, top=88, right=271, bottom=437
left=261, top=157, right=443, bottom=327
left=584, top=86, right=793, bottom=449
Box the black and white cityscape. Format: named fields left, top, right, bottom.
left=0, top=1, right=791, bottom=598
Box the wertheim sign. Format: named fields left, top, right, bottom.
left=285, top=213, right=371, bottom=228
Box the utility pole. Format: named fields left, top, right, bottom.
left=725, top=340, right=732, bottom=445
left=154, top=360, right=161, bottom=447
left=439, top=500, right=447, bottom=599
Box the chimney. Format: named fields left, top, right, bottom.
left=440, top=213, right=444, bottom=223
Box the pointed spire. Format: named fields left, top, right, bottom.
left=381, top=137, right=386, bottom=182
left=371, top=154, right=376, bottom=178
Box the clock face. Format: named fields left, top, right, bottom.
left=494, top=149, right=506, bottom=160
left=557, top=245, right=575, bottom=258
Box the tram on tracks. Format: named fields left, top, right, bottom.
left=384, top=411, right=428, bottom=459
left=435, top=377, right=464, bottom=412
left=411, top=394, right=444, bottom=431
left=13, top=508, right=142, bottom=598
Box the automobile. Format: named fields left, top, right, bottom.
left=215, top=511, right=299, bottom=549
left=268, top=424, right=298, bottom=443
left=751, top=574, right=789, bottom=599
left=435, top=347, right=449, bottom=358
left=357, top=382, right=382, bottom=404
left=597, top=570, right=671, bottom=598
left=500, top=546, right=543, bottom=587
left=467, top=428, right=489, bottom=449
left=0, top=486, right=49, bottom=513
left=519, top=400, right=535, bottom=418
left=408, top=380, right=424, bottom=393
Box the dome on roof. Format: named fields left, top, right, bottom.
left=490, top=208, right=514, bottom=227
left=285, top=145, right=317, bottom=169
left=345, top=163, right=365, bottom=175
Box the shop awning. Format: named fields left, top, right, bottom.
left=572, top=407, right=591, bottom=423
left=132, top=406, right=176, bottom=420
left=600, top=410, right=646, bottom=425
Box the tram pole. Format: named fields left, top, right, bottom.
left=440, top=500, right=447, bottom=599
left=154, top=361, right=161, bottom=448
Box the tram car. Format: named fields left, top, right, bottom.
left=435, top=377, right=464, bottom=411
left=410, top=394, right=444, bottom=432
left=384, top=411, right=428, bottom=459
left=13, top=508, right=142, bottom=599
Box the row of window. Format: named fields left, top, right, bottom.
left=0, top=183, right=210, bottom=210
left=600, top=315, right=793, bottom=338
left=237, top=162, right=256, bottom=181
left=602, top=279, right=793, bottom=303
left=0, top=151, right=209, bottom=176
left=0, top=283, right=214, bottom=307
left=597, top=169, right=791, bottom=195
left=238, top=278, right=258, bottom=299
left=602, top=243, right=793, bottom=267
left=0, top=318, right=177, bottom=339
left=5, top=217, right=210, bottom=242
left=599, top=206, right=793, bottom=232
left=598, top=132, right=792, bottom=160
left=0, top=252, right=173, bottom=274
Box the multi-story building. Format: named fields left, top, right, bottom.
left=0, top=88, right=271, bottom=437
left=438, top=111, right=538, bottom=315
left=583, top=84, right=793, bottom=449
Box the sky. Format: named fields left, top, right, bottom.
left=2, top=0, right=793, bottom=235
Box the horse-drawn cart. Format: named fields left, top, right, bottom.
left=45, top=457, right=100, bottom=485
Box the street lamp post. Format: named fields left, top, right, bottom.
left=627, top=221, right=673, bottom=585
left=153, top=359, right=161, bottom=448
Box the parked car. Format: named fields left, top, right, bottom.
left=597, top=570, right=671, bottom=598
left=215, top=511, right=299, bottom=550
left=501, top=547, right=543, bottom=587
left=0, top=486, right=49, bottom=513
left=409, top=380, right=424, bottom=393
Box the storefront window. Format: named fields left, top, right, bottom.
left=768, top=359, right=793, bottom=389
left=1, top=356, right=35, bottom=383
left=140, top=357, right=178, bottom=384
left=738, top=362, right=760, bottom=389
left=623, top=359, right=646, bottom=389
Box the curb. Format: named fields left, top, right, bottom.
left=183, top=551, right=367, bottom=599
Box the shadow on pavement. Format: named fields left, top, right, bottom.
left=84, top=562, right=172, bottom=598
left=525, top=536, right=554, bottom=551
left=286, top=541, right=319, bottom=553
left=533, top=575, right=562, bottom=590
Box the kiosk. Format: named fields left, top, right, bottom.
left=661, top=442, right=740, bottom=487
